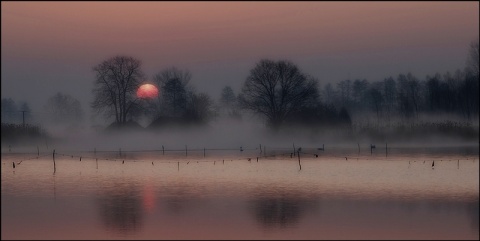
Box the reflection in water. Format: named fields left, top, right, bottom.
left=249, top=191, right=317, bottom=229
left=1, top=148, right=478, bottom=240
left=467, top=202, right=479, bottom=232
left=96, top=183, right=144, bottom=235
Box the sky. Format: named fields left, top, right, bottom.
left=1, top=1, right=479, bottom=124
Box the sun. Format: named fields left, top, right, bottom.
left=137, top=84, right=159, bottom=99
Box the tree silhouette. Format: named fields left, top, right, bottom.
left=239, top=59, right=319, bottom=130
left=1, top=98, right=18, bottom=123
left=153, top=67, right=191, bottom=117
left=45, top=92, right=84, bottom=124
left=91, top=55, right=145, bottom=125
left=466, top=38, right=479, bottom=78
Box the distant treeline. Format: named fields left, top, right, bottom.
left=320, top=70, right=479, bottom=122
left=1, top=40, right=478, bottom=141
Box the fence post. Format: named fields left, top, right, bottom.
left=53, top=149, right=56, bottom=173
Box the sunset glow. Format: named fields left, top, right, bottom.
left=137, top=84, right=158, bottom=99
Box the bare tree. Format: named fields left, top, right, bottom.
left=185, top=92, right=214, bottom=123
left=466, top=38, right=479, bottom=77
left=91, top=56, right=145, bottom=124
left=1, top=98, right=18, bottom=123
left=45, top=92, right=84, bottom=124
left=239, top=59, right=319, bottom=129
left=218, top=85, right=241, bottom=119
left=337, top=79, right=352, bottom=109
left=153, top=67, right=191, bottom=117
left=220, top=86, right=236, bottom=107
left=368, top=87, right=383, bottom=122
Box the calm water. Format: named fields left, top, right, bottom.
left=1, top=146, right=479, bottom=240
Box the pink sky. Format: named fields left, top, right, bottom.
left=1, top=1, right=479, bottom=116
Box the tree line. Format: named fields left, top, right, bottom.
left=2, top=39, right=478, bottom=134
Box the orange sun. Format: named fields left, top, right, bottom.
left=137, top=84, right=159, bottom=99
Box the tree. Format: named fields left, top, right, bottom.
left=466, top=38, right=479, bottom=78
left=219, top=85, right=241, bottom=119
left=382, top=77, right=397, bottom=121
left=91, top=56, right=145, bottom=125
left=220, top=86, right=236, bottom=107
left=368, top=87, right=383, bottom=121
left=1, top=98, right=18, bottom=123
left=337, top=79, right=352, bottom=109
left=185, top=92, right=213, bottom=123
left=352, top=79, right=369, bottom=110
left=153, top=67, right=191, bottom=117
left=44, top=92, right=84, bottom=124
left=239, top=59, right=319, bottom=129
left=321, top=83, right=336, bottom=105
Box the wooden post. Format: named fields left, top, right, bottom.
left=162, top=145, right=164, bottom=155
left=458, top=159, right=459, bottom=169
left=37, top=146, right=39, bottom=156
left=223, top=159, right=224, bottom=165
left=257, top=157, right=258, bottom=162
left=178, top=161, right=179, bottom=171
left=358, top=143, right=360, bottom=154
left=298, top=150, right=301, bottom=170
left=96, top=158, right=98, bottom=169
left=293, top=143, right=296, bottom=157
left=12, top=162, right=15, bottom=169
left=53, top=149, right=56, bottom=173
left=385, top=143, right=388, bottom=158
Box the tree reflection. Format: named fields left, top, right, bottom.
left=250, top=195, right=316, bottom=229
left=96, top=184, right=144, bottom=235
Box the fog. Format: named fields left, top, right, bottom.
left=1, top=2, right=479, bottom=153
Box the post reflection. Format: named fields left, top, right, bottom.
left=96, top=183, right=144, bottom=235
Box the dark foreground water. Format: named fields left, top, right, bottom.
left=1, top=146, right=479, bottom=240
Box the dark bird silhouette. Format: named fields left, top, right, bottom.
left=345, top=157, right=348, bottom=160
left=122, top=160, right=124, bottom=164
left=12, top=162, right=15, bottom=168
left=152, top=162, right=154, bottom=165
left=432, top=160, right=435, bottom=167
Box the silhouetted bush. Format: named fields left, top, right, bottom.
left=1, top=123, right=49, bottom=144
left=105, top=121, right=144, bottom=132
left=148, top=115, right=208, bottom=130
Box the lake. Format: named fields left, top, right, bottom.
left=1, top=145, right=479, bottom=240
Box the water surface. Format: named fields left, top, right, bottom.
left=1, top=146, right=478, bottom=239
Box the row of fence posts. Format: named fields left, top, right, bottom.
left=40, top=143, right=390, bottom=173
left=10, top=142, right=475, bottom=175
